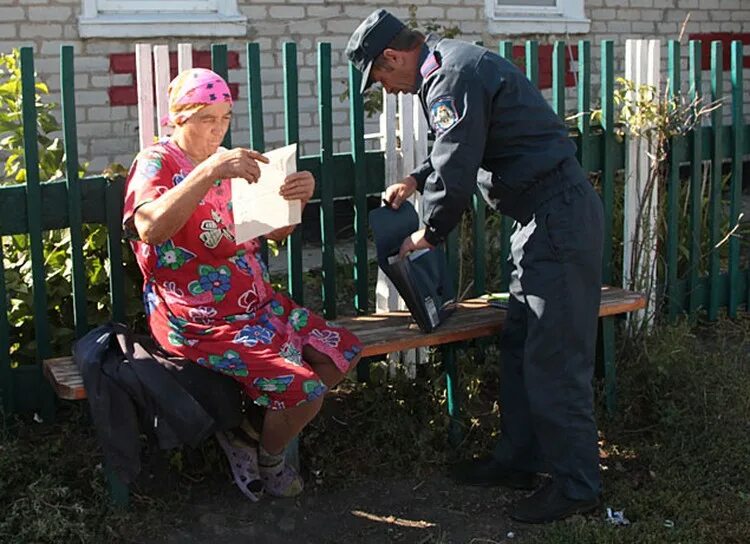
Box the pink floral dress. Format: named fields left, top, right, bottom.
left=123, top=140, right=362, bottom=409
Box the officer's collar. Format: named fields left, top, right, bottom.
left=415, top=34, right=442, bottom=90
left=425, top=33, right=442, bottom=50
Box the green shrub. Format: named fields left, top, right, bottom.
left=1, top=49, right=143, bottom=365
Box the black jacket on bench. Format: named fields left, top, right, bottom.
left=73, top=322, right=244, bottom=484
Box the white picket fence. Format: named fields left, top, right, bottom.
left=624, top=39, right=660, bottom=328
left=135, top=43, right=195, bottom=150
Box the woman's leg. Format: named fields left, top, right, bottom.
left=259, top=349, right=361, bottom=453
left=303, top=346, right=362, bottom=388
left=259, top=395, right=324, bottom=497
left=260, top=394, right=323, bottom=454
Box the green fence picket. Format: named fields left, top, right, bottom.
left=61, top=46, right=88, bottom=338
left=348, top=64, right=368, bottom=314
left=688, top=41, right=703, bottom=316
left=498, top=41, right=514, bottom=292
left=472, top=190, right=486, bottom=297
left=729, top=41, right=744, bottom=316
left=525, top=40, right=538, bottom=87
left=283, top=43, right=304, bottom=304
left=467, top=37, right=488, bottom=297
left=211, top=44, right=231, bottom=149
left=577, top=40, right=591, bottom=173
left=246, top=43, right=269, bottom=265
left=552, top=41, right=566, bottom=119
left=318, top=43, right=336, bottom=319
left=105, top=178, right=126, bottom=323
left=708, top=41, right=723, bottom=321
left=666, top=40, right=681, bottom=320
left=446, top=228, right=460, bottom=296
left=600, top=40, right=615, bottom=285
left=0, top=241, right=11, bottom=412
left=20, top=47, right=54, bottom=417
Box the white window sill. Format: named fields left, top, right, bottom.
left=487, top=16, right=590, bottom=35
left=78, top=13, right=248, bottom=38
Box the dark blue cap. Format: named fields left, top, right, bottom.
left=346, top=9, right=406, bottom=94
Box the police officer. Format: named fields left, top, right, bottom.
left=347, top=10, right=604, bottom=524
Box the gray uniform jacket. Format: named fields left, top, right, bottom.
left=411, top=34, right=578, bottom=246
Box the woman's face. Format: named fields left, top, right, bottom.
left=177, top=102, right=232, bottom=160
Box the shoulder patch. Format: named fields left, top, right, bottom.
left=429, top=97, right=460, bottom=134
left=420, top=53, right=441, bottom=80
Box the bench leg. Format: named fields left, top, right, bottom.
left=356, top=356, right=372, bottom=383
left=37, top=373, right=57, bottom=424
left=285, top=435, right=300, bottom=471
left=600, top=316, right=617, bottom=417
left=104, top=463, right=130, bottom=509
left=442, top=344, right=462, bottom=447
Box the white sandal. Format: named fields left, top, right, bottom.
left=215, top=429, right=264, bottom=501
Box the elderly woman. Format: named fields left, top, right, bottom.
left=123, top=68, right=362, bottom=498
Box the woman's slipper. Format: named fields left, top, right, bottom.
left=261, top=462, right=304, bottom=498
left=215, top=429, right=264, bottom=501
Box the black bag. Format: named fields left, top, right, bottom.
left=74, top=322, right=244, bottom=483
left=369, top=201, right=455, bottom=333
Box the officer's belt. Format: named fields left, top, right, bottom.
left=493, top=157, right=585, bottom=225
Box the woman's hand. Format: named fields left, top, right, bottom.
left=279, top=171, right=315, bottom=203
left=264, top=172, right=315, bottom=241
left=205, top=148, right=269, bottom=182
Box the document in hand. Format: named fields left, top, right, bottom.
left=231, top=143, right=301, bottom=244
left=369, top=201, right=456, bottom=333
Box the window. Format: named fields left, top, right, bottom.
left=485, top=0, right=590, bottom=35
left=79, top=0, right=247, bottom=38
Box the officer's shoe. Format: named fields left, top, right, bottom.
left=510, top=480, right=601, bottom=524
left=450, top=456, right=537, bottom=490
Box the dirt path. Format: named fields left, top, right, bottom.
left=147, top=475, right=535, bottom=544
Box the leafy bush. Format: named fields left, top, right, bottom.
left=1, top=49, right=143, bottom=365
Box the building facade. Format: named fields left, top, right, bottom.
left=0, top=0, right=748, bottom=171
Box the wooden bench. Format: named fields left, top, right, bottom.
left=45, top=286, right=645, bottom=403
left=42, top=286, right=644, bottom=508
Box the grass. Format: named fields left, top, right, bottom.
left=528, top=316, right=750, bottom=543
left=0, top=315, right=748, bottom=543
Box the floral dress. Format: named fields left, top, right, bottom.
left=123, top=140, right=362, bottom=409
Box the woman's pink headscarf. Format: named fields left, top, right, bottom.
left=162, top=68, right=233, bottom=127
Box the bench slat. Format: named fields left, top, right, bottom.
left=43, top=357, right=88, bottom=401
left=43, top=286, right=645, bottom=401
left=341, top=286, right=645, bottom=357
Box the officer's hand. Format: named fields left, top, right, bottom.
left=384, top=176, right=418, bottom=209
left=398, top=228, right=434, bottom=259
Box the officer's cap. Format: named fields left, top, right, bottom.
left=346, top=9, right=406, bottom=94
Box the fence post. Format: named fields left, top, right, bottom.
left=377, top=91, right=426, bottom=377
left=153, top=45, right=171, bottom=141
left=729, top=41, right=745, bottom=316
left=135, top=44, right=154, bottom=151
left=623, top=39, right=660, bottom=329
left=375, top=91, right=401, bottom=315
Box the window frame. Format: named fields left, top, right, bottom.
left=78, top=0, right=247, bottom=38
left=485, top=0, right=590, bottom=35
left=96, top=0, right=219, bottom=12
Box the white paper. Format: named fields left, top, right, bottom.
left=231, top=143, right=301, bottom=244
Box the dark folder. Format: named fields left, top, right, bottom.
left=369, top=201, right=455, bottom=333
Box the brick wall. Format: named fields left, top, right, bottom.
left=0, top=0, right=748, bottom=172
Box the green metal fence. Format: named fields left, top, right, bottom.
left=1, top=39, right=748, bottom=416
